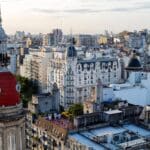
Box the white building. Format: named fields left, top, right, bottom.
left=20, top=47, right=52, bottom=93
left=48, top=45, right=121, bottom=108
left=109, top=53, right=150, bottom=106
left=9, top=54, right=17, bottom=74
left=103, top=86, right=115, bottom=102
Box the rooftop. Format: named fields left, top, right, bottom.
left=46, top=118, right=74, bottom=130
left=119, top=139, right=146, bottom=149
left=114, top=86, right=149, bottom=106
left=104, top=109, right=122, bottom=115
left=69, top=124, right=150, bottom=150
left=124, top=124, right=150, bottom=137
left=70, top=134, right=105, bottom=150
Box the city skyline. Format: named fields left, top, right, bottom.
left=1, top=0, right=150, bottom=34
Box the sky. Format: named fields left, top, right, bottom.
left=1, top=0, right=150, bottom=34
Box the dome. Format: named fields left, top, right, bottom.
left=0, top=71, right=20, bottom=106
left=67, top=45, right=77, bottom=57
left=126, top=53, right=142, bottom=71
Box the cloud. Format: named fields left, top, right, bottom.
left=0, top=0, right=23, bottom=2
left=32, top=8, right=102, bottom=14
left=32, top=2, right=150, bottom=15
left=33, top=8, right=60, bottom=14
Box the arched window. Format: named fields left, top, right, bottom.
left=0, top=134, right=2, bottom=150
left=19, top=128, right=23, bottom=150
left=7, top=131, right=16, bottom=150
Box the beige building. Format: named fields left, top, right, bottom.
left=98, top=36, right=108, bottom=45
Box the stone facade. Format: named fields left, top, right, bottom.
left=0, top=104, right=25, bottom=150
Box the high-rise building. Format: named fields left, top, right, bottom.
left=43, top=33, right=54, bottom=46
left=43, top=29, right=63, bottom=46
left=20, top=47, right=52, bottom=93
left=53, top=29, right=63, bottom=46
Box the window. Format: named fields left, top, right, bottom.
left=0, top=135, right=2, bottom=150
left=7, top=132, right=16, bottom=150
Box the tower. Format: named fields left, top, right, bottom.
left=0, top=71, right=26, bottom=150
left=63, top=41, right=77, bottom=108
left=0, top=7, right=25, bottom=150
left=0, top=7, right=8, bottom=67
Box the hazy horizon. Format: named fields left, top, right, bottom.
left=1, top=0, right=150, bottom=34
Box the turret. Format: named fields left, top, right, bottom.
left=0, top=7, right=8, bottom=67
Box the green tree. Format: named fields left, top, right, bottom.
left=16, top=75, right=38, bottom=107
left=68, top=103, right=83, bottom=117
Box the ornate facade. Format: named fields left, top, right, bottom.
left=0, top=103, right=25, bottom=150
left=48, top=45, right=121, bottom=108
left=0, top=9, right=25, bottom=150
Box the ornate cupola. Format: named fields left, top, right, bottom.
left=0, top=71, right=21, bottom=106
left=126, top=51, right=142, bottom=71
left=67, top=45, right=77, bottom=58
left=66, top=37, right=77, bottom=58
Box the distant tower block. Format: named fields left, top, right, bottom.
left=96, top=78, right=103, bottom=104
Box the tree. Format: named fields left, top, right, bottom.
left=16, top=75, right=38, bottom=107
left=68, top=103, right=83, bottom=117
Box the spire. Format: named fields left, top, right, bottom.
left=0, top=5, right=2, bottom=26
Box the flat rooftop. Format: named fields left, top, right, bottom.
left=104, top=109, right=122, bottom=115
left=82, top=126, right=126, bottom=138
left=69, top=124, right=150, bottom=150
left=124, top=124, right=150, bottom=137
left=70, top=134, right=105, bottom=150
left=114, top=86, right=149, bottom=106
left=119, top=138, right=146, bottom=149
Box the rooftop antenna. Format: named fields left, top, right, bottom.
left=70, top=27, right=73, bottom=45
left=0, top=5, right=8, bottom=67
left=0, top=4, right=4, bottom=66
left=0, top=5, right=1, bottom=28
left=70, top=27, right=72, bottom=37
